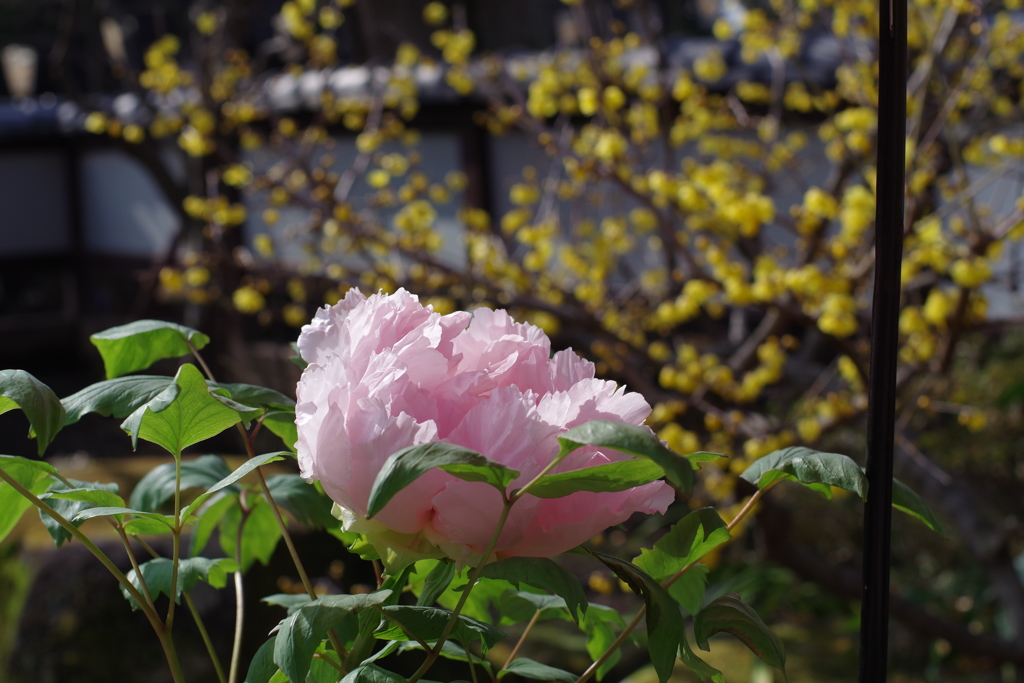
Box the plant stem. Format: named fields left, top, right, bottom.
left=464, top=642, right=479, bottom=683
left=502, top=609, right=542, bottom=670
left=186, top=592, right=228, bottom=683
left=407, top=499, right=514, bottom=683
left=229, top=510, right=247, bottom=683
left=574, top=487, right=768, bottom=683
left=116, top=526, right=156, bottom=609
left=313, top=652, right=346, bottom=674
left=0, top=467, right=185, bottom=683
left=509, top=455, right=567, bottom=503
left=167, top=452, right=182, bottom=631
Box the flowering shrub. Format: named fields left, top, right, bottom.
left=0, top=314, right=941, bottom=683
left=296, top=289, right=673, bottom=568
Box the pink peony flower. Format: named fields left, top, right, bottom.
left=295, top=288, right=674, bottom=568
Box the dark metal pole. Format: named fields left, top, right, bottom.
left=859, top=0, right=907, bottom=677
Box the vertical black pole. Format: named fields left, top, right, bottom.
left=858, top=0, right=907, bottom=678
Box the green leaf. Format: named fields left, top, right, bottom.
left=90, top=319, right=210, bottom=379
left=263, top=410, right=299, bottom=451
left=501, top=657, right=576, bottom=682
left=416, top=560, right=456, bottom=607
left=61, top=375, right=177, bottom=426
left=693, top=593, right=786, bottom=677
left=373, top=605, right=506, bottom=653
left=556, top=420, right=693, bottom=494
left=71, top=506, right=175, bottom=526
left=666, top=565, right=709, bottom=617
left=124, top=515, right=180, bottom=536
left=130, top=454, right=233, bottom=512
left=589, top=551, right=683, bottom=683
left=37, top=478, right=119, bottom=547
left=267, top=474, right=336, bottom=529
left=739, top=447, right=867, bottom=500
left=685, top=452, right=725, bottom=469
left=893, top=477, right=945, bottom=535
left=121, top=557, right=239, bottom=609
left=244, top=638, right=279, bottom=683
left=480, top=557, right=587, bottom=623
left=527, top=459, right=665, bottom=499
left=308, top=642, right=345, bottom=683
left=340, top=665, right=407, bottom=683
left=180, top=451, right=291, bottom=523
left=220, top=498, right=283, bottom=572
left=262, top=593, right=317, bottom=615
left=209, top=383, right=295, bottom=409
left=367, top=443, right=517, bottom=518
left=273, top=591, right=392, bottom=683
left=47, top=487, right=125, bottom=508
left=579, top=604, right=625, bottom=681
left=0, top=370, right=66, bottom=455
left=190, top=493, right=237, bottom=556
left=495, top=591, right=571, bottom=625
left=633, top=508, right=731, bottom=583
left=0, top=455, right=56, bottom=543
left=678, top=630, right=724, bottom=683
left=120, top=364, right=254, bottom=454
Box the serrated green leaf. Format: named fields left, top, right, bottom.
left=220, top=498, right=283, bottom=572
left=0, top=370, right=66, bottom=455
left=244, top=638, right=279, bottom=683
left=416, top=560, right=456, bottom=607
left=589, top=551, right=683, bottom=683
left=266, top=474, right=336, bottom=529
left=694, top=593, right=786, bottom=678
left=893, top=477, right=945, bottom=535
left=120, top=364, right=254, bottom=454
left=501, top=657, right=576, bottom=682
left=740, top=447, right=867, bottom=500
left=527, top=459, right=664, bottom=499
left=181, top=451, right=291, bottom=523
left=556, top=420, right=693, bottom=494
left=480, top=557, right=587, bottom=623
left=273, top=591, right=392, bottom=683
left=633, top=508, right=730, bottom=583
left=90, top=319, right=210, bottom=379
left=678, top=630, right=724, bottom=683
left=367, top=443, right=516, bottom=518
left=120, top=556, right=238, bottom=609
left=373, top=605, right=505, bottom=653
left=0, top=456, right=56, bottom=543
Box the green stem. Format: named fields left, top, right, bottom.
left=407, top=498, right=514, bottom=683
left=167, top=452, right=182, bottom=631
left=313, top=652, right=346, bottom=674
left=501, top=609, right=542, bottom=670
left=574, top=488, right=767, bottom=683
left=228, top=509, right=247, bottom=683
left=186, top=592, right=228, bottom=683
left=0, top=467, right=184, bottom=683
left=464, top=642, right=479, bottom=683
left=116, top=526, right=156, bottom=609
left=509, top=454, right=567, bottom=503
